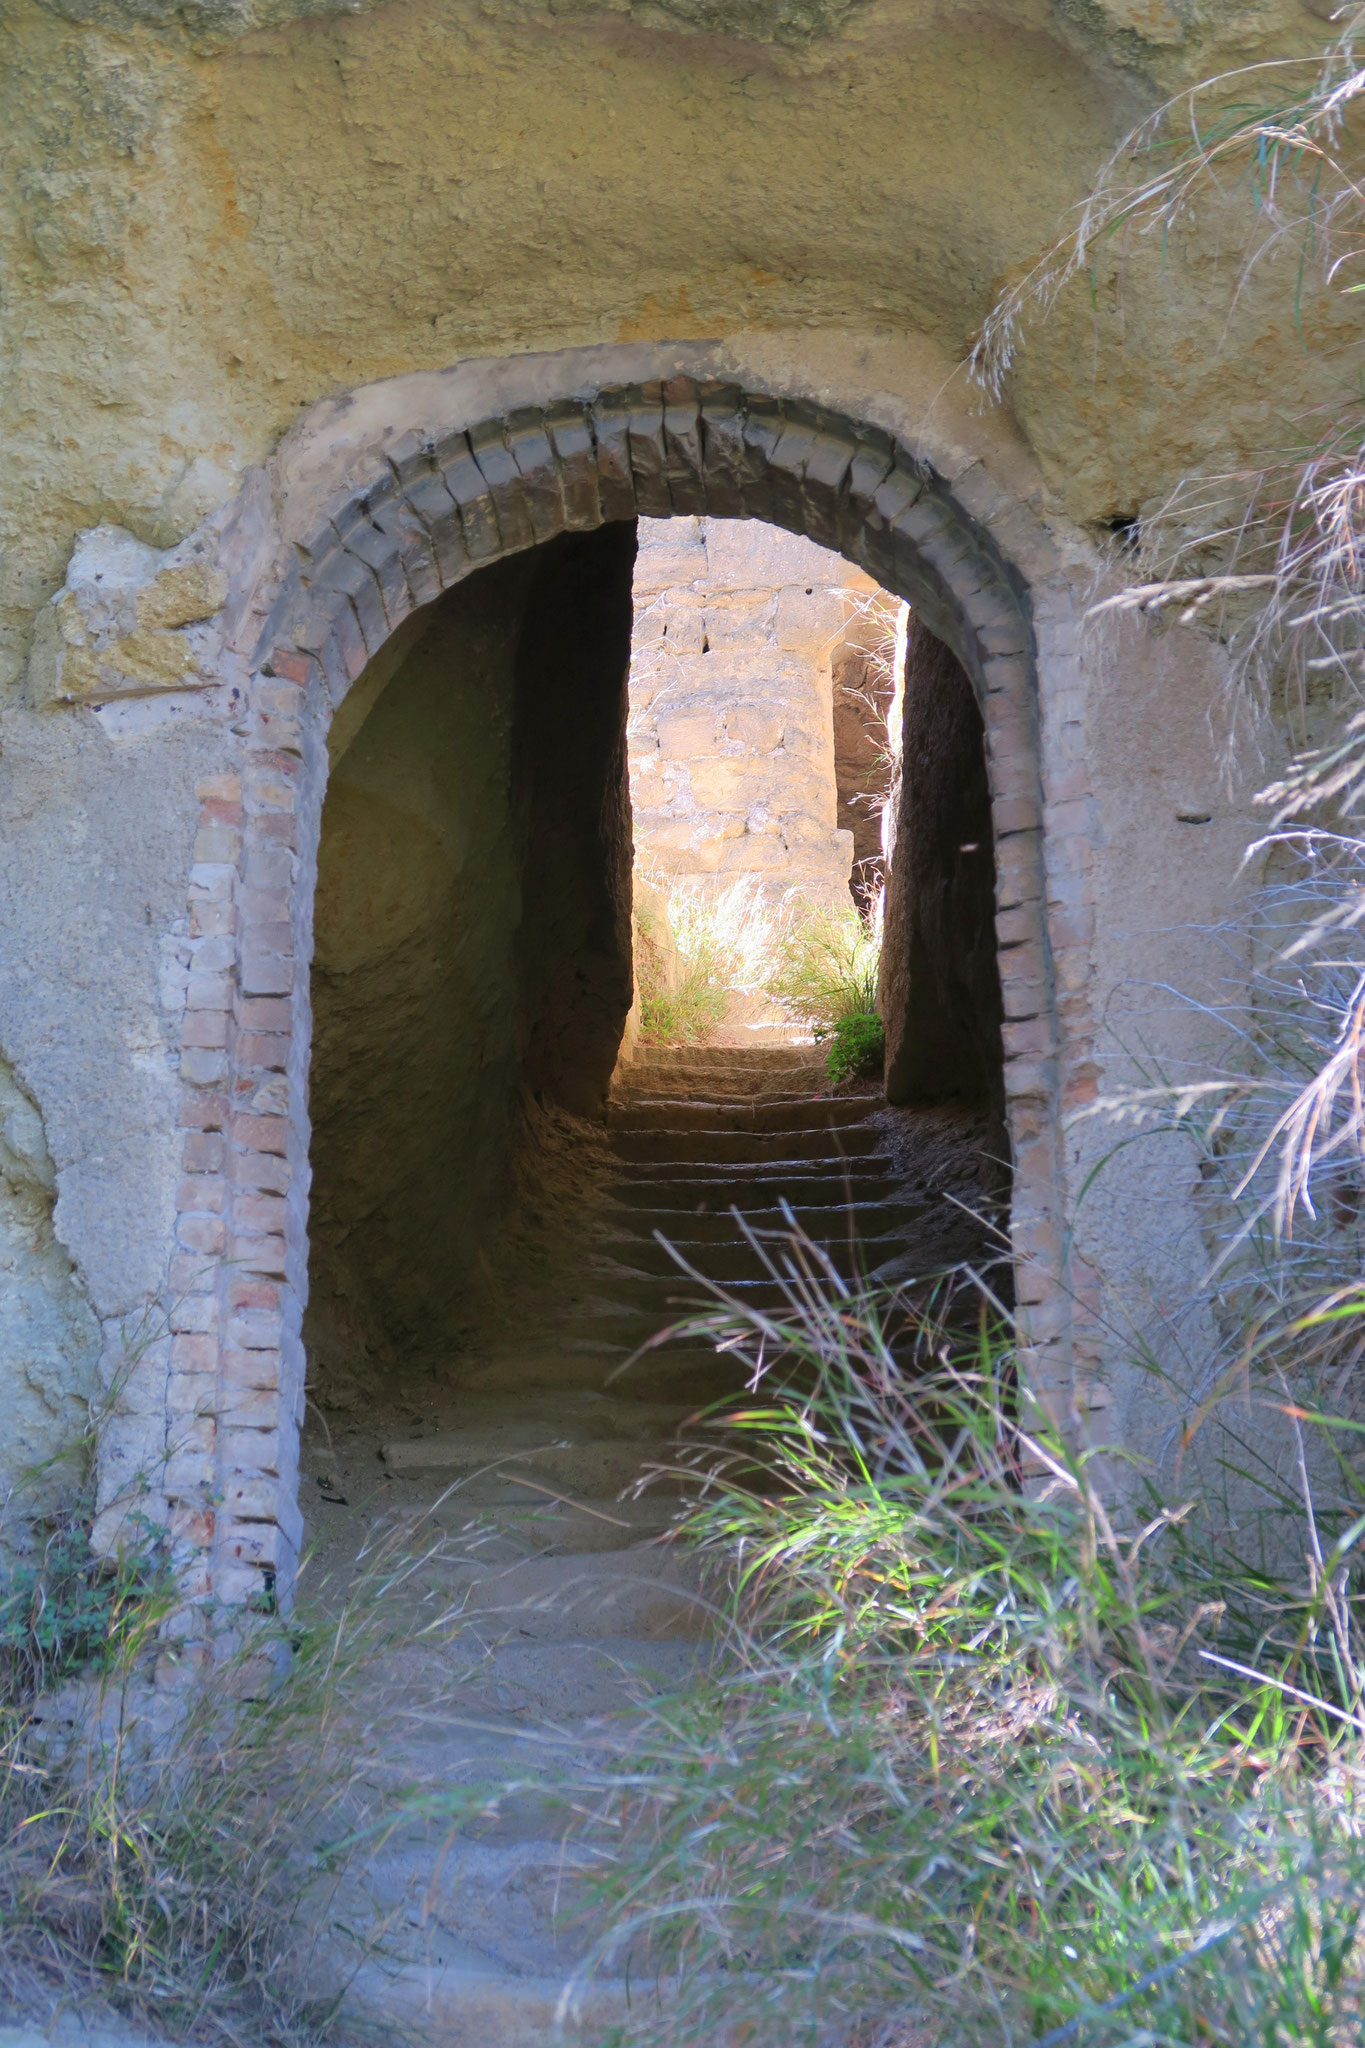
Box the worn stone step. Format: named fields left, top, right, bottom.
left=428, top=1546, right=712, bottom=1642
left=610, top=1122, right=885, bottom=1165
left=613, top=1063, right=828, bottom=1103
left=594, top=1230, right=915, bottom=1282
left=608, top=1095, right=880, bottom=1133
left=604, top=1168, right=902, bottom=1208
left=341, top=1959, right=633, bottom=2048
left=606, top=1198, right=927, bottom=1241
left=382, top=1432, right=696, bottom=1497
left=470, top=1499, right=691, bottom=1556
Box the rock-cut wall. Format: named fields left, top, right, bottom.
left=627, top=517, right=897, bottom=908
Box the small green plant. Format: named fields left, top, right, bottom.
left=822, top=1008, right=884, bottom=1084
left=0, top=1516, right=166, bottom=1707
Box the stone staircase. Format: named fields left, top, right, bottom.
left=309, top=1048, right=941, bottom=2043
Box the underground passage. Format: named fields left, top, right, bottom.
left=291, top=504, right=1010, bottom=1985
left=300, top=513, right=1006, bottom=1443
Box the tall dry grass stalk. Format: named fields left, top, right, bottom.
left=966, top=3, right=1365, bottom=1447
left=633, top=871, right=881, bottom=1053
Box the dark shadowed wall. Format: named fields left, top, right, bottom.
left=881, top=618, right=1004, bottom=1141
left=304, top=527, right=636, bottom=1407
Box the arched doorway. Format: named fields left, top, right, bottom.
left=153, top=371, right=1073, bottom=1613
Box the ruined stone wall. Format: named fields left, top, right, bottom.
left=627, top=516, right=886, bottom=907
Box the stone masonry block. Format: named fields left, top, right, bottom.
left=170, top=1294, right=218, bottom=1336
left=177, top=1213, right=225, bottom=1255
left=180, top=1048, right=228, bottom=1086
left=163, top=1453, right=215, bottom=1498
left=182, top=1011, right=229, bottom=1050
left=227, top=1307, right=281, bottom=1351
left=504, top=412, right=565, bottom=543
left=234, top=1192, right=288, bottom=1233
left=403, top=470, right=466, bottom=577
left=336, top=511, right=409, bottom=627
left=469, top=420, right=537, bottom=553
left=190, top=899, right=235, bottom=939
left=193, top=825, right=240, bottom=865
left=229, top=1147, right=291, bottom=1193
left=176, top=1174, right=224, bottom=1215
left=547, top=411, right=604, bottom=530
left=235, top=1030, right=290, bottom=1071
left=221, top=1346, right=282, bottom=1390
left=171, top=1236, right=219, bottom=1286
left=183, top=1131, right=224, bottom=1172
left=240, top=954, right=293, bottom=998
left=170, top=1332, right=218, bottom=1372
left=229, top=1232, right=288, bottom=1276
left=229, top=1113, right=289, bottom=1155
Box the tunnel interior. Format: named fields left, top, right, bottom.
left=302, top=514, right=1005, bottom=1428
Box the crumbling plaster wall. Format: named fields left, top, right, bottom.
left=628, top=516, right=875, bottom=904
left=0, top=1061, right=101, bottom=1535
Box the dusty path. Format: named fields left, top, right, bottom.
left=298, top=1048, right=994, bottom=2045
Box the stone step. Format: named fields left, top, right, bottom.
left=614, top=1061, right=829, bottom=1102
left=622, top=1045, right=821, bottom=1072
left=383, top=1432, right=697, bottom=1497
left=424, top=1494, right=692, bottom=1557
left=605, top=1198, right=927, bottom=1241
left=428, top=1545, right=712, bottom=1642
left=458, top=1349, right=749, bottom=1407
left=604, top=1168, right=902, bottom=1208
left=405, top=1631, right=710, bottom=1723
left=608, top=1095, right=880, bottom=1133
left=609, top=1123, right=885, bottom=1164
left=593, top=1230, right=913, bottom=1282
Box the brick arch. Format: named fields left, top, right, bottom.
left=173, top=377, right=1068, bottom=1616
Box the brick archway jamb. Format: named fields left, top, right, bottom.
left=175, top=377, right=1071, bottom=1615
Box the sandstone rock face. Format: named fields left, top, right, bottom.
left=0, top=0, right=1349, bottom=1591
left=307, top=528, right=635, bottom=1409
left=0, top=1060, right=100, bottom=1542
left=628, top=517, right=875, bottom=906
left=880, top=621, right=1004, bottom=1148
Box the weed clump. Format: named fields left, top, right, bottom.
left=0, top=1462, right=464, bottom=2041
left=823, top=1009, right=885, bottom=1083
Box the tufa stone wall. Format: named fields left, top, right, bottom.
left=881, top=619, right=1006, bottom=1156
left=628, top=516, right=895, bottom=908
left=0, top=344, right=1272, bottom=1607
left=306, top=527, right=636, bottom=1414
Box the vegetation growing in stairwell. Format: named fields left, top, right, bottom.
left=823, top=1009, right=885, bottom=1084
left=634, top=870, right=883, bottom=1061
